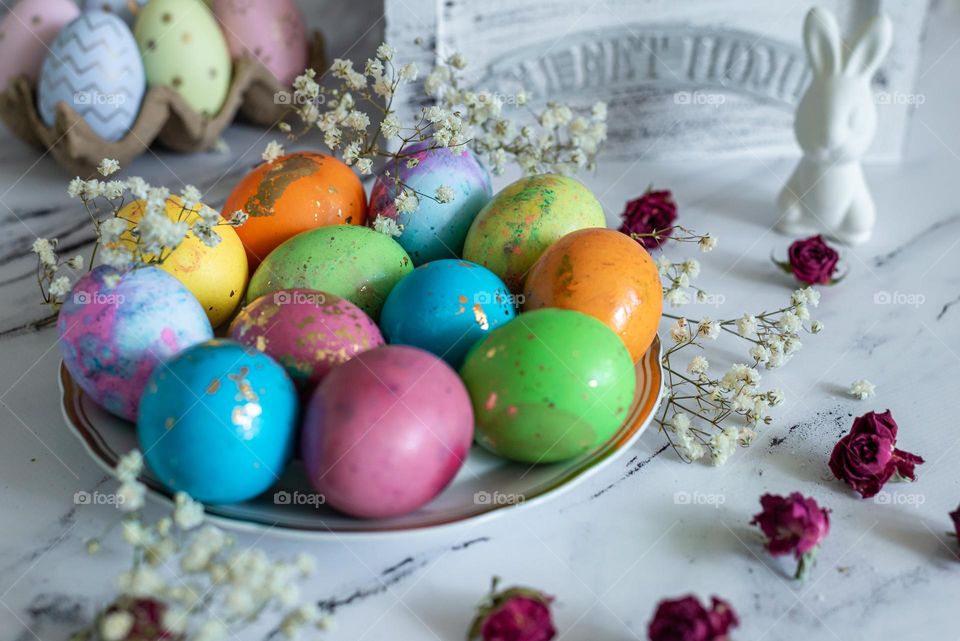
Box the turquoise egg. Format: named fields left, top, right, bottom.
left=369, top=142, right=492, bottom=265
left=379, top=259, right=516, bottom=368
left=137, top=339, right=297, bottom=504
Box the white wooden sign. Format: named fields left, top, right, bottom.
left=385, top=0, right=928, bottom=162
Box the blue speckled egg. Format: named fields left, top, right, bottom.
left=137, top=339, right=298, bottom=504
left=58, top=265, right=213, bottom=422
left=38, top=11, right=145, bottom=141
left=369, top=142, right=492, bottom=265
left=379, top=259, right=517, bottom=368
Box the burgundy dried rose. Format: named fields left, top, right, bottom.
left=829, top=410, right=924, bottom=499
left=619, top=188, right=677, bottom=249
left=468, top=578, right=556, bottom=641
left=647, top=595, right=738, bottom=641
left=98, top=597, right=182, bottom=641
left=774, top=235, right=840, bottom=285
left=751, top=492, right=830, bottom=580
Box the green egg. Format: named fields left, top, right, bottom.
left=459, top=308, right=636, bottom=463
left=462, top=174, right=605, bottom=292
left=246, top=225, right=413, bottom=320
left=134, top=0, right=231, bottom=116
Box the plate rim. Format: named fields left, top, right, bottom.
left=60, top=337, right=664, bottom=541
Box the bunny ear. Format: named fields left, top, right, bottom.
left=844, top=14, right=893, bottom=79
left=804, top=8, right=842, bottom=76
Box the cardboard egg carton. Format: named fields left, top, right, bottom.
left=0, top=31, right=325, bottom=176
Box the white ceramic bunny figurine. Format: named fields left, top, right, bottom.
left=777, top=7, right=892, bottom=245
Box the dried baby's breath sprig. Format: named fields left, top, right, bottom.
left=36, top=161, right=249, bottom=309
left=655, top=234, right=823, bottom=465
left=275, top=43, right=606, bottom=225
left=68, top=451, right=328, bottom=641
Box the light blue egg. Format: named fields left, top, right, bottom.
left=82, top=0, right=148, bottom=26
left=369, top=142, right=492, bottom=265
left=137, top=339, right=298, bottom=504
left=38, top=11, right=145, bottom=141
left=379, top=259, right=517, bottom=368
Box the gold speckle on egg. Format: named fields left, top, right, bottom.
left=255, top=335, right=267, bottom=351
left=228, top=367, right=258, bottom=402
left=206, top=378, right=221, bottom=394
left=161, top=11, right=173, bottom=23
left=164, top=417, right=175, bottom=430
left=171, top=76, right=183, bottom=88
left=181, top=32, right=192, bottom=44
left=101, top=3, right=113, bottom=11
left=472, top=304, right=489, bottom=330
left=209, top=68, right=218, bottom=79
left=31, top=15, right=42, bottom=26
left=146, top=39, right=157, bottom=51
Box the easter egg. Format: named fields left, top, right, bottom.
left=380, top=259, right=516, bottom=368
left=58, top=266, right=213, bottom=421
left=228, top=289, right=384, bottom=395
left=82, top=0, right=149, bottom=26
left=134, top=0, right=231, bottom=116
left=211, top=0, right=307, bottom=85
left=462, top=174, right=605, bottom=292
left=223, top=152, right=367, bottom=267
left=523, top=228, right=663, bottom=362
left=302, top=346, right=474, bottom=518
left=117, top=197, right=248, bottom=327
left=246, top=225, right=412, bottom=321
left=369, top=142, right=492, bottom=265
left=138, top=340, right=297, bottom=504
left=37, top=11, right=145, bottom=142
left=0, top=0, right=79, bottom=91
left=459, top=308, right=635, bottom=463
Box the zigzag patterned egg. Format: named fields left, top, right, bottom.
left=37, top=11, right=144, bottom=142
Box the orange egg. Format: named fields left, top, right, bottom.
left=522, top=228, right=663, bottom=362
left=222, top=151, right=367, bottom=266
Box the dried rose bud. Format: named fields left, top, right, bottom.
left=775, top=234, right=840, bottom=285
left=752, top=492, right=830, bottom=579
left=647, top=594, right=738, bottom=641
left=829, top=410, right=924, bottom=498
left=98, top=597, right=182, bottom=641
left=618, top=188, right=677, bottom=249
left=468, top=577, right=556, bottom=641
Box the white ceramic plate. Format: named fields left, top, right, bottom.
left=60, top=337, right=663, bottom=540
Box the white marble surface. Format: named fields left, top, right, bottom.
left=2, top=3, right=960, bottom=641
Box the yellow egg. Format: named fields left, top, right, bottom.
left=118, top=197, right=248, bottom=327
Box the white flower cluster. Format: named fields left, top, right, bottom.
left=36, top=160, right=249, bottom=308
left=658, top=283, right=821, bottom=465
left=85, top=451, right=326, bottom=641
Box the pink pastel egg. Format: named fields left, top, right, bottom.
left=211, top=0, right=308, bottom=85
left=0, top=0, right=80, bottom=91
left=228, top=288, right=384, bottom=396
left=301, top=345, right=474, bottom=519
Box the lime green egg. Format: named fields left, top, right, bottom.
left=462, top=174, right=605, bottom=292
left=459, top=308, right=636, bottom=463
left=246, top=225, right=413, bottom=320
left=134, top=0, right=231, bottom=116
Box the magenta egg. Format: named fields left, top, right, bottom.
left=301, top=345, right=474, bottom=518
left=228, top=289, right=384, bottom=396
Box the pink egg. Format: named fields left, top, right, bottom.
left=301, top=346, right=474, bottom=519
left=0, top=0, right=79, bottom=91
left=211, top=0, right=308, bottom=85
left=228, top=288, right=384, bottom=396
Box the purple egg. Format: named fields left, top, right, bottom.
left=58, top=265, right=213, bottom=421
left=227, top=288, right=384, bottom=396
left=301, top=345, right=474, bottom=519
left=369, top=141, right=492, bottom=265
